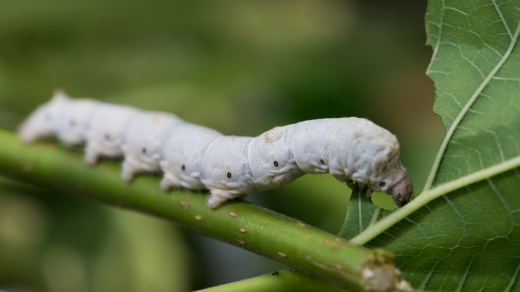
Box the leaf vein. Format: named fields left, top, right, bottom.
left=444, top=195, right=467, bottom=224
left=504, top=258, right=520, bottom=291
left=426, top=0, right=446, bottom=73
left=485, top=129, right=506, bottom=162
left=492, top=0, right=513, bottom=39
left=484, top=42, right=504, bottom=57
left=456, top=255, right=474, bottom=292
left=445, top=6, right=468, bottom=16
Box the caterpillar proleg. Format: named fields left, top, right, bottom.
left=20, top=91, right=413, bottom=209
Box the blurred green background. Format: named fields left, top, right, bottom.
left=0, top=0, right=444, bottom=291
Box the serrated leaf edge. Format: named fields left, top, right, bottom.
left=423, top=21, right=520, bottom=192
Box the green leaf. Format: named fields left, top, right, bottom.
left=338, top=190, right=399, bottom=241
left=350, top=1, right=520, bottom=290
left=338, top=189, right=377, bottom=240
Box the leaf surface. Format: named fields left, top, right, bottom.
left=344, top=1, right=520, bottom=290
left=338, top=189, right=376, bottom=240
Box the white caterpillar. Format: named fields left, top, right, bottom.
left=19, top=91, right=413, bottom=208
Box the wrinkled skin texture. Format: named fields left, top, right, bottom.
left=200, top=118, right=413, bottom=208
left=291, top=119, right=413, bottom=208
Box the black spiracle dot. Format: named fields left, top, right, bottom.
left=69, top=120, right=76, bottom=127
left=182, top=165, right=186, bottom=171
left=320, top=159, right=325, bottom=164
left=227, top=172, right=232, bottom=178
left=142, top=147, right=147, bottom=154
left=274, top=161, right=279, bottom=167
left=105, top=133, right=110, bottom=140
left=379, top=182, right=386, bottom=187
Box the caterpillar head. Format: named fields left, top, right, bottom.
left=379, top=160, right=412, bottom=206
left=369, top=159, right=413, bottom=207
left=386, top=174, right=413, bottom=206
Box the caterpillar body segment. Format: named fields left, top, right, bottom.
left=160, top=122, right=223, bottom=191
left=292, top=118, right=402, bottom=188
left=120, top=112, right=183, bottom=182
left=84, top=103, right=141, bottom=165
left=55, top=98, right=100, bottom=146
left=248, top=125, right=304, bottom=191
left=200, top=136, right=258, bottom=209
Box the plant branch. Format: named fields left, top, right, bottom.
left=193, top=270, right=347, bottom=292
left=0, top=129, right=406, bottom=291
left=353, top=154, right=520, bottom=245
left=422, top=21, right=520, bottom=192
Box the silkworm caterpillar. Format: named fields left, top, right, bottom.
left=19, top=90, right=413, bottom=208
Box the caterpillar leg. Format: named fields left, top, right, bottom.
left=206, top=189, right=235, bottom=209
left=346, top=180, right=366, bottom=191
left=121, top=160, right=136, bottom=182
left=160, top=177, right=171, bottom=191
left=347, top=180, right=373, bottom=200
left=366, top=189, right=374, bottom=200
left=160, top=171, right=182, bottom=191
left=159, top=161, right=182, bottom=191
left=84, top=145, right=100, bottom=165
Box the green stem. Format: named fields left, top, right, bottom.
left=0, top=129, right=402, bottom=291
left=353, top=154, right=520, bottom=245
left=369, top=207, right=380, bottom=227
left=423, top=21, right=520, bottom=192
left=194, top=269, right=346, bottom=292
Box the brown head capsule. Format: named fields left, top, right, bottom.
left=386, top=175, right=413, bottom=206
